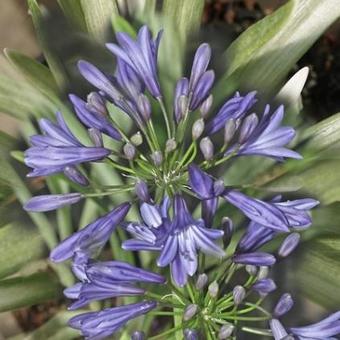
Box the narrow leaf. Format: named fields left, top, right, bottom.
left=57, top=0, right=87, bottom=32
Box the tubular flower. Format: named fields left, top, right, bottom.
left=22, top=25, right=331, bottom=340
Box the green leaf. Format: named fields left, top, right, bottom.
left=111, top=14, right=137, bottom=37
left=0, top=223, right=46, bottom=279
left=80, top=0, right=118, bottom=41
left=162, top=0, right=204, bottom=46
left=4, top=49, right=59, bottom=97
left=27, top=0, right=68, bottom=88
left=0, top=272, right=62, bottom=312
left=57, top=0, right=87, bottom=32
left=294, top=237, right=340, bottom=309
left=214, top=0, right=340, bottom=104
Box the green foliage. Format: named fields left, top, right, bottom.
left=0, top=272, right=62, bottom=312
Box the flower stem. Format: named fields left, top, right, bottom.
left=157, top=97, right=172, bottom=139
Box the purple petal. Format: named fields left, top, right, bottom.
left=233, top=252, right=276, bottom=266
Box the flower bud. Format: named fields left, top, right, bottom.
left=278, top=233, right=300, bottom=258
left=195, top=273, right=208, bottom=290
left=218, top=323, right=234, bottom=339
left=239, top=113, right=258, bottom=144
left=178, top=95, right=189, bottom=121
left=257, top=266, right=269, bottom=280
left=200, top=137, right=214, bottom=160
left=137, top=94, right=151, bottom=121
left=64, top=166, right=89, bottom=186
left=86, top=92, right=108, bottom=116
left=131, top=132, right=143, bottom=146
left=274, top=293, right=294, bottom=317
left=222, top=217, right=233, bottom=248
left=183, top=304, right=198, bottom=321
left=245, top=265, right=258, bottom=276
left=165, top=138, right=177, bottom=153
left=252, top=278, right=276, bottom=296
left=135, top=181, right=150, bottom=203
left=131, top=331, right=145, bottom=340
left=192, top=118, right=205, bottom=140
left=88, top=128, right=103, bottom=147
left=224, top=119, right=237, bottom=145
left=208, top=280, right=219, bottom=298
left=233, top=285, right=246, bottom=305
left=200, top=94, right=213, bottom=118
left=214, top=179, right=225, bottom=196
left=124, top=143, right=136, bottom=160
left=184, top=329, right=199, bottom=340
left=151, top=151, right=163, bottom=166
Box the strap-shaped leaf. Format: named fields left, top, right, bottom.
left=80, top=0, right=119, bottom=41
left=4, top=49, right=60, bottom=97
left=214, top=0, right=340, bottom=104
left=294, top=237, right=340, bottom=309
left=0, top=272, right=62, bottom=312
left=0, top=224, right=46, bottom=279
left=57, top=0, right=87, bottom=32
left=27, top=0, right=68, bottom=88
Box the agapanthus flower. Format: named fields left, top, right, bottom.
left=50, top=202, right=130, bottom=262
left=22, top=23, right=329, bottom=340
left=68, top=301, right=157, bottom=340
left=24, top=112, right=110, bottom=180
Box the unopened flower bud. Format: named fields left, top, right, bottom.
left=224, top=119, right=236, bottom=145
left=214, top=179, right=225, bottom=196
left=131, top=132, right=143, bottom=146
left=252, top=278, right=276, bottom=296
left=178, top=95, right=189, bottom=121
left=233, top=285, right=246, bottom=305
left=184, top=329, right=199, bottom=340
left=200, top=137, right=214, bottom=160
left=257, top=266, right=269, bottom=279
left=124, top=143, right=136, bottom=160
left=218, top=323, right=234, bottom=339
left=274, top=293, right=294, bottom=317
left=135, top=181, right=150, bottom=203
left=195, top=273, right=208, bottom=290
left=88, top=128, right=103, bottom=147
left=245, top=265, right=258, bottom=276
left=200, top=94, right=213, bottom=118
left=183, top=304, right=198, bottom=321
left=192, top=118, right=205, bottom=140
left=165, top=138, right=177, bottom=153
left=131, top=331, right=145, bottom=340
left=151, top=151, right=163, bottom=166
left=208, top=280, right=219, bottom=298
left=86, top=92, right=107, bottom=116
left=239, top=113, right=258, bottom=144
left=64, top=166, right=89, bottom=186
left=137, top=94, right=151, bottom=121
left=222, top=217, right=233, bottom=248
left=278, top=233, right=300, bottom=258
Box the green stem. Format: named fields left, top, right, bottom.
left=148, top=324, right=184, bottom=340
left=157, top=97, right=172, bottom=139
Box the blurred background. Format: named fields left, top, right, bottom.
left=0, top=0, right=339, bottom=338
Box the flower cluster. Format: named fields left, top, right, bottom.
left=23, top=25, right=339, bottom=340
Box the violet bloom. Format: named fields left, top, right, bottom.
left=24, top=112, right=110, bottom=178
left=173, top=43, right=215, bottom=123
left=223, top=191, right=319, bottom=232
left=230, top=105, right=302, bottom=160
left=69, top=93, right=121, bottom=140
left=252, top=278, right=277, bottom=295
left=106, top=26, right=162, bottom=98
left=270, top=312, right=340, bottom=340
left=205, top=91, right=257, bottom=135
left=50, top=202, right=130, bottom=262
left=24, top=193, right=82, bottom=212
left=69, top=301, right=157, bottom=340
left=122, top=197, right=171, bottom=251
left=157, top=195, right=224, bottom=287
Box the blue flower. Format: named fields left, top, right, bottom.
left=69, top=93, right=121, bottom=140
left=122, top=197, right=171, bottom=251
left=25, top=112, right=110, bottom=179
left=106, top=26, right=162, bottom=98
left=50, top=202, right=130, bottom=262
left=157, top=195, right=224, bottom=287
left=68, top=301, right=157, bottom=340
